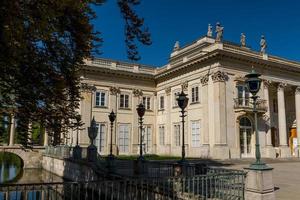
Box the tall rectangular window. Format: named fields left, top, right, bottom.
left=96, top=123, right=106, bottom=153
left=159, top=96, right=165, bottom=110
left=142, top=125, right=152, bottom=153
left=119, top=124, right=130, bottom=153
left=95, top=91, right=106, bottom=107
left=143, top=96, right=151, bottom=110
left=174, top=124, right=180, bottom=146
left=191, top=86, right=199, bottom=103
left=120, top=94, right=129, bottom=108
left=191, top=121, right=200, bottom=147
left=159, top=125, right=165, bottom=145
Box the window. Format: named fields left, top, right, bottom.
left=95, top=123, right=106, bottom=153
left=173, top=91, right=180, bottom=107
left=119, top=124, right=130, bottom=153
left=191, top=121, right=200, bottom=147
left=191, top=86, right=199, bottom=103
left=159, top=125, right=165, bottom=145
left=143, top=96, right=151, bottom=110
left=120, top=94, right=130, bottom=108
left=237, top=85, right=250, bottom=106
left=142, top=125, right=152, bottom=153
left=159, top=96, right=165, bottom=110
left=95, top=91, right=107, bottom=107
left=174, top=124, right=180, bottom=146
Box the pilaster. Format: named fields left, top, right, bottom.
left=200, top=74, right=209, bottom=145
left=109, top=86, right=120, bottom=155
left=211, top=71, right=229, bottom=159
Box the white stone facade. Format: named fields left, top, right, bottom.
left=74, top=36, right=300, bottom=159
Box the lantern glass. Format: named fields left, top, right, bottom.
left=136, top=103, right=145, bottom=118
left=245, top=69, right=262, bottom=96
left=109, top=110, right=116, bottom=123
left=177, top=91, right=189, bottom=109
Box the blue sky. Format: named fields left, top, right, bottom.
left=92, top=0, right=300, bottom=67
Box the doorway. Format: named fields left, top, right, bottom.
left=239, top=117, right=253, bottom=157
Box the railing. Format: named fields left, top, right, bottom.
left=44, top=145, right=71, bottom=158
left=0, top=171, right=246, bottom=200
left=233, top=98, right=267, bottom=112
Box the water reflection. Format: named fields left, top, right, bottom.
left=0, top=152, right=23, bottom=183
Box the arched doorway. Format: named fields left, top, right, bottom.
left=239, top=117, right=253, bottom=158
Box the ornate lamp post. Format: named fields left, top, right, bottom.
left=245, top=69, right=269, bottom=169
left=136, top=103, right=146, bottom=161
left=177, top=90, right=189, bottom=163
left=108, top=110, right=116, bottom=158
left=87, top=117, right=98, bottom=162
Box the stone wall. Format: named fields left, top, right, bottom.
left=42, top=155, right=100, bottom=181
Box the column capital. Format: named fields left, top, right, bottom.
left=181, top=81, right=188, bottom=91
left=109, top=86, right=120, bottom=95
left=81, top=83, right=96, bottom=93
left=295, top=86, right=300, bottom=95
left=200, top=74, right=209, bottom=85
left=133, top=89, right=143, bottom=97
left=263, top=80, right=272, bottom=89
left=212, top=71, right=228, bottom=82
left=165, top=87, right=171, bottom=96
left=277, top=82, right=287, bottom=91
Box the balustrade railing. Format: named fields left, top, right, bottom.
left=44, top=145, right=71, bottom=158
left=0, top=170, right=246, bottom=200
left=234, top=98, right=267, bottom=112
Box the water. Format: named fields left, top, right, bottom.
left=0, top=152, right=64, bottom=200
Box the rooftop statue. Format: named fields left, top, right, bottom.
left=173, top=41, right=180, bottom=51
left=207, top=24, right=213, bottom=37
left=215, top=22, right=224, bottom=42
left=240, top=33, right=246, bottom=47
left=260, top=35, right=267, bottom=54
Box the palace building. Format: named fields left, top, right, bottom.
left=75, top=30, right=300, bottom=159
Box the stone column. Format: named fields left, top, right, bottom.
left=211, top=71, right=229, bottom=159
left=200, top=75, right=209, bottom=145
left=165, top=87, right=172, bottom=154
left=44, top=129, right=48, bottom=146
left=9, top=114, right=15, bottom=146
left=295, top=86, right=300, bottom=156
left=263, top=80, right=275, bottom=158
left=133, top=89, right=143, bottom=154
left=277, top=83, right=291, bottom=157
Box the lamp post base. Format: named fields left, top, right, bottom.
left=247, top=162, right=273, bottom=171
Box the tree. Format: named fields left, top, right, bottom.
left=0, top=0, right=151, bottom=146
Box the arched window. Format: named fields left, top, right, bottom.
left=239, top=117, right=251, bottom=127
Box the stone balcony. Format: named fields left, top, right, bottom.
left=234, top=98, right=267, bottom=113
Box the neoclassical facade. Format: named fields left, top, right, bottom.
left=75, top=35, right=300, bottom=159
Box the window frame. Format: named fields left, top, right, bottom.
left=142, top=96, right=151, bottom=110
left=159, top=125, right=165, bottom=145
left=191, top=121, right=201, bottom=147
left=191, top=85, right=200, bottom=104
left=119, top=93, right=130, bottom=109
left=95, top=90, right=108, bottom=108
left=159, top=95, right=165, bottom=110
left=118, top=123, right=130, bottom=153
left=174, top=124, right=181, bottom=146
left=173, top=90, right=181, bottom=107
left=95, top=123, right=106, bottom=153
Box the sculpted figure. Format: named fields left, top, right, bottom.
left=215, top=22, right=224, bottom=42
left=173, top=41, right=180, bottom=51
left=207, top=24, right=213, bottom=37
left=240, top=33, right=246, bottom=47
left=260, top=35, right=267, bottom=54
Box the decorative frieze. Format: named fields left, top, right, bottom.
left=200, top=74, right=209, bottom=86
left=133, top=89, right=143, bottom=97
left=81, top=83, right=96, bottom=92
left=211, top=71, right=228, bottom=82
left=109, top=86, right=120, bottom=95
left=165, top=87, right=171, bottom=96
left=181, top=81, right=188, bottom=91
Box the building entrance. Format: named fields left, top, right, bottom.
left=239, top=117, right=253, bottom=158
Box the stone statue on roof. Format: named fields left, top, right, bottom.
left=240, top=33, right=246, bottom=47
left=207, top=24, right=213, bottom=37
left=215, top=22, right=224, bottom=42
left=260, top=35, right=267, bottom=54
left=173, top=41, right=180, bottom=51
